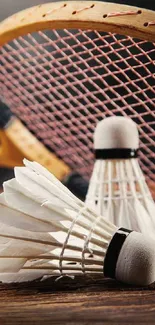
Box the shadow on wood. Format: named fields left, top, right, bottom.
left=0, top=276, right=155, bottom=325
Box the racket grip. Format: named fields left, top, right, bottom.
left=63, top=173, right=89, bottom=201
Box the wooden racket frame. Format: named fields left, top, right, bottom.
left=0, top=119, right=70, bottom=179
left=0, top=1, right=155, bottom=43
left=0, top=1, right=154, bottom=183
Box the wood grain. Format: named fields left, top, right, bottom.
left=0, top=118, right=70, bottom=179
left=0, top=1, right=155, bottom=46
left=0, top=276, right=155, bottom=325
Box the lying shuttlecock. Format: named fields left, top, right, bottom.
left=85, top=116, right=155, bottom=234
left=0, top=159, right=155, bottom=285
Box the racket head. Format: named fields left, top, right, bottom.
left=0, top=1, right=154, bottom=197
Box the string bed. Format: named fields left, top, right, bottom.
left=0, top=29, right=154, bottom=191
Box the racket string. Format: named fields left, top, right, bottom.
left=0, top=29, right=154, bottom=186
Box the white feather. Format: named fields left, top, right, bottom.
left=0, top=159, right=117, bottom=282
left=0, top=193, right=59, bottom=232
left=86, top=117, right=155, bottom=237
left=15, top=166, right=80, bottom=211
left=3, top=180, right=66, bottom=229
left=0, top=271, right=49, bottom=283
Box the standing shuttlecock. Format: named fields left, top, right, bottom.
left=85, top=116, right=155, bottom=234
left=0, top=159, right=155, bottom=285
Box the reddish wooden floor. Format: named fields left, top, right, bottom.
left=0, top=275, right=155, bottom=325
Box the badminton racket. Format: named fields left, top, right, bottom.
left=0, top=1, right=154, bottom=198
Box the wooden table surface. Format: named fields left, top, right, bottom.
left=0, top=275, right=155, bottom=325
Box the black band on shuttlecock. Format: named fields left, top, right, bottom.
left=104, top=228, right=133, bottom=279
left=95, top=148, right=138, bottom=160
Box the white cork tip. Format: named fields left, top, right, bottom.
left=116, top=231, right=155, bottom=286
left=94, top=116, right=139, bottom=149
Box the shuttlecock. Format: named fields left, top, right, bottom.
left=0, top=159, right=155, bottom=285
left=85, top=116, right=155, bottom=234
